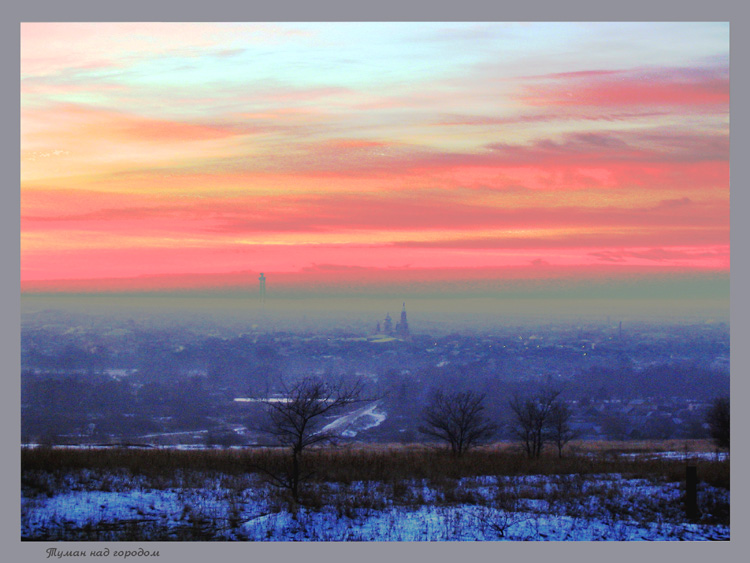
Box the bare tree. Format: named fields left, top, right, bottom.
left=418, top=389, right=496, bottom=456
left=259, top=376, right=364, bottom=505
left=547, top=401, right=577, bottom=458
left=706, top=396, right=729, bottom=451
left=508, top=387, right=561, bottom=459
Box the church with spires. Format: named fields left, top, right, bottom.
left=376, top=303, right=410, bottom=339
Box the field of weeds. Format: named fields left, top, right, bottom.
left=21, top=441, right=729, bottom=541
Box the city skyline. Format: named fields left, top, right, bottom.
left=20, top=23, right=729, bottom=316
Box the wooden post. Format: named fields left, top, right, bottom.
left=685, top=465, right=698, bottom=520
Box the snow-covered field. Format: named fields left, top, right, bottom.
left=22, top=469, right=729, bottom=541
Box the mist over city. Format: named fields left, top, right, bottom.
left=21, top=291, right=729, bottom=448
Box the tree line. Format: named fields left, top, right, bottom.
left=255, top=375, right=730, bottom=507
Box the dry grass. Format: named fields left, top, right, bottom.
left=22, top=440, right=730, bottom=540
left=22, top=439, right=728, bottom=489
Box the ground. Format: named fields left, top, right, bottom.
left=21, top=449, right=729, bottom=541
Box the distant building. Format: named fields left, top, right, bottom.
left=383, top=313, right=393, bottom=334
left=395, top=303, right=410, bottom=338
left=376, top=303, right=410, bottom=339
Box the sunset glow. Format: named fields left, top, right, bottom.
left=20, top=23, right=729, bottom=304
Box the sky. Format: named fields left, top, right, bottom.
left=20, top=22, right=730, bottom=314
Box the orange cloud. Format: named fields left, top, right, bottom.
left=23, top=103, right=249, bottom=144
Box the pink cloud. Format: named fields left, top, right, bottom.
left=190, top=127, right=728, bottom=179
left=589, top=247, right=729, bottom=265
left=484, top=130, right=729, bottom=164
left=21, top=184, right=729, bottom=251
left=428, top=110, right=673, bottom=128
left=518, top=66, right=729, bottom=108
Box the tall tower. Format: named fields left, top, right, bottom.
left=396, top=302, right=410, bottom=338
left=259, top=272, right=266, bottom=304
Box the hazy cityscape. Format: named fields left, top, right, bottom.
left=21, top=297, right=729, bottom=448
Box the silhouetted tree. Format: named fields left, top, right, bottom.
left=508, top=387, right=561, bottom=458
left=547, top=401, right=577, bottom=457
left=706, top=396, right=729, bottom=450
left=258, top=376, right=364, bottom=505
left=418, top=389, right=496, bottom=456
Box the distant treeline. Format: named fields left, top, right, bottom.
left=22, top=359, right=727, bottom=445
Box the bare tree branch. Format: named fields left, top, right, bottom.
left=509, top=387, right=562, bottom=458
left=418, top=389, right=496, bottom=456
left=257, top=376, right=365, bottom=505
left=547, top=401, right=578, bottom=458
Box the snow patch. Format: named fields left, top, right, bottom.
left=321, top=401, right=386, bottom=437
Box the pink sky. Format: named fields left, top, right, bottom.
left=20, top=23, right=729, bottom=301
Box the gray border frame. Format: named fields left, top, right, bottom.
left=6, top=2, right=744, bottom=562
